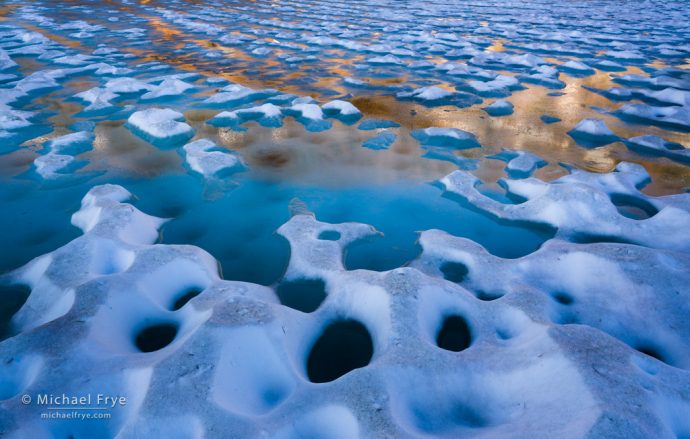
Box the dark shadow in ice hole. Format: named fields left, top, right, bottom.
left=171, top=287, right=203, bottom=311
left=440, top=261, right=468, bottom=283
left=475, top=290, right=503, bottom=301
left=437, top=315, right=472, bottom=352
left=135, top=323, right=178, bottom=353
left=318, top=230, right=341, bottom=241
left=0, top=283, right=30, bottom=340
left=609, top=193, right=658, bottom=220
left=276, top=278, right=327, bottom=313
left=307, top=319, right=374, bottom=383
left=551, top=291, right=574, bottom=305
left=636, top=345, right=666, bottom=364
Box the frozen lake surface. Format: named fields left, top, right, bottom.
left=0, top=0, right=689, bottom=437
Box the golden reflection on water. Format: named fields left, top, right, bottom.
left=4, top=5, right=689, bottom=194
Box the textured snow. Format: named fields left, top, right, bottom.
left=127, top=108, right=194, bottom=145
left=183, top=139, right=244, bottom=177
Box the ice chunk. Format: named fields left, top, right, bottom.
left=202, top=84, right=278, bottom=107
left=141, top=79, right=195, bottom=101
left=127, top=108, right=194, bottom=146
left=616, top=104, right=690, bottom=130
left=183, top=139, right=244, bottom=177
left=362, top=130, right=396, bottom=150
left=397, top=86, right=452, bottom=102
left=74, top=87, right=119, bottom=113
left=358, top=119, right=400, bottom=130
left=483, top=100, right=514, bottom=117
left=367, top=54, right=404, bottom=65
left=558, top=60, right=595, bottom=76
left=283, top=103, right=331, bottom=132
left=33, top=153, right=74, bottom=179
left=411, top=127, right=480, bottom=149
left=46, top=131, right=94, bottom=155
left=490, top=149, right=547, bottom=178
left=322, top=99, right=362, bottom=123
left=210, top=103, right=284, bottom=129
left=625, top=135, right=689, bottom=165
left=567, top=118, right=619, bottom=147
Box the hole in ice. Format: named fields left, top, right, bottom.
left=636, top=345, right=666, bottom=363
left=276, top=278, right=327, bottom=313
left=307, top=319, right=373, bottom=383
left=551, top=291, right=574, bottom=305
left=171, top=287, right=203, bottom=311
left=135, top=322, right=178, bottom=353
left=440, top=261, right=468, bottom=283
left=570, top=233, right=637, bottom=245
left=436, top=315, right=472, bottom=352
left=318, top=230, right=341, bottom=241
left=475, top=290, right=503, bottom=301
left=609, top=193, right=658, bottom=220
left=0, top=283, right=31, bottom=340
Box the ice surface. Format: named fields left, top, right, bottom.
left=2, top=1, right=690, bottom=437
left=411, top=127, right=481, bottom=149
left=483, top=100, right=514, bottom=117
left=2, top=182, right=690, bottom=438
left=183, top=139, right=244, bottom=177
left=567, top=118, right=620, bottom=147
left=127, top=108, right=194, bottom=146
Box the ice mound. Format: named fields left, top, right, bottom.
left=126, top=108, right=194, bottom=146
left=483, top=99, right=514, bottom=117
left=519, top=65, right=565, bottom=89
left=616, top=103, right=690, bottom=131
left=567, top=118, right=620, bottom=147
left=74, top=87, right=119, bottom=113
left=322, top=99, right=362, bottom=123
left=558, top=60, right=595, bottom=76
left=202, top=84, right=278, bottom=107
left=209, top=103, right=284, bottom=129
left=397, top=86, right=452, bottom=103
left=141, top=79, right=195, bottom=101
left=31, top=130, right=94, bottom=179
left=183, top=139, right=244, bottom=177
left=362, top=130, right=396, bottom=150
left=411, top=127, right=481, bottom=150
left=625, top=135, right=690, bottom=165
left=463, top=75, right=519, bottom=98
left=489, top=149, right=546, bottom=178
left=441, top=162, right=690, bottom=252
left=2, top=184, right=689, bottom=437
left=358, top=119, right=400, bottom=131
left=283, top=103, right=331, bottom=132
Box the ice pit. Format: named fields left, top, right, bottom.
left=436, top=314, right=472, bottom=352
left=276, top=278, right=327, bottom=313
left=135, top=322, right=178, bottom=353
left=307, top=319, right=374, bottom=383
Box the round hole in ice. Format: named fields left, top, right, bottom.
left=551, top=291, right=574, bottom=305
left=0, top=283, right=31, bottom=340
left=307, top=319, right=374, bottom=383
left=436, top=315, right=472, bottom=352
left=475, top=290, right=503, bottom=301
left=440, top=261, right=468, bottom=283
left=171, top=287, right=203, bottom=311
left=317, top=230, right=341, bottom=241
left=609, top=193, right=658, bottom=220
left=636, top=345, right=666, bottom=364
left=276, top=278, right=326, bottom=313
left=135, top=322, right=178, bottom=353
